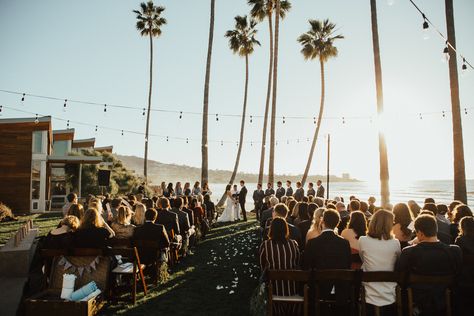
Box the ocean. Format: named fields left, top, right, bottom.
left=207, top=180, right=474, bottom=209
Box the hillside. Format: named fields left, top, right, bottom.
left=116, top=154, right=358, bottom=185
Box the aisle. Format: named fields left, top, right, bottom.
left=103, top=218, right=261, bottom=315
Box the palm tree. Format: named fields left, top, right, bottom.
left=445, top=0, right=467, bottom=203
left=248, top=0, right=291, bottom=186
left=369, top=0, right=390, bottom=207
left=201, top=0, right=215, bottom=186
left=133, top=1, right=166, bottom=184
left=298, top=19, right=343, bottom=186
left=217, top=16, right=260, bottom=207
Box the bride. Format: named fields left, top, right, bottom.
left=217, top=184, right=239, bottom=222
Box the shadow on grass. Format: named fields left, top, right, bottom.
left=102, top=218, right=261, bottom=316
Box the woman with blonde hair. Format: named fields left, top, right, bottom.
left=306, top=207, right=325, bottom=243
left=111, top=206, right=135, bottom=239
left=132, top=202, right=146, bottom=226
left=44, top=215, right=80, bottom=249
left=74, top=208, right=115, bottom=248
left=359, top=210, right=401, bottom=314
left=288, top=202, right=301, bottom=225
left=67, top=203, right=84, bottom=220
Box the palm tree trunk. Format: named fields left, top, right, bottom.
left=301, top=59, right=325, bottom=186
left=143, top=33, right=153, bottom=183
left=201, top=0, right=215, bottom=186
left=370, top=0, right=390, bottom=208
left=445, top=0, right=467, bottom=203
left=217, top=55, right=250, bottom=207
left=268, top=0, right=280, bottom=186
left=257, top=13, right=274, bottom=186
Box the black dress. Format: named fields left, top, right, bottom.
left=73, top=227, right=110, bottom=248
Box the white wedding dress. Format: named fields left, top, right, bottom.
left=217, top=191, right=238, bottom=222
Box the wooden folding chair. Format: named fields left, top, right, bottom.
left=360, top=271, right=403, bottom=316
left=313, top=269, right=358, bottom=316
left=133, top=239, right=165, bottom=286
left=406, top=274, right=455, bottom=316
left=167, top=229, right=181, bottom=266
left=266, top=270, right=311, bottom=316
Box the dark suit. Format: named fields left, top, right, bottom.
left=253, top=189, right=265, bottom=219
left=275, top=187, right=285, bottom=200
left=156, top=208, right=180, bottom=237
left=182, top=207, right=195, bottom=226
left=294, top=187, right=305, bottom=201
left=132, top=221, right=170, bottom=264
left=286, top=186, right=294, bottom=196
left=297, top=220, right=312, bottom=242
left=307, top=188, right=316, bottom=197
left=170, top=207, right=190, bottom=235
left=264, top=188, right=275, bottom=197
left=239, top=186, right=248, bottom=221
left=316, top=185, right=325, bottom=198
left=260, top=207, right=273, bottom=229
left=304, top=230, right=351, bottom=311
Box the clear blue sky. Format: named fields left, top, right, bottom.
left=0, top=0, right=473, bottom=182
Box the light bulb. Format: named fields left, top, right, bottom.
left=422, top=21, right=430, bottom=40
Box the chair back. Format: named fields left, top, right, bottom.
left=267, top=270, right=311, bottom=282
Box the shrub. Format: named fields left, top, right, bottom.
left=0, top=202, right=15, bottom=222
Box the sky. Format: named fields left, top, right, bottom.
left=0, top=0, right=473, bottom=184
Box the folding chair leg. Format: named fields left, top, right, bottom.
left=407, top=288, right=413, bottom=316
left=132, top=265, right=137, bottom=305
left=396, top=286, right=402, bottom=316
left=268, top=283, right=273, bottom=316
left=446, top=289, right=452, bottom=316
left=303, top=285, right=308, bottom=316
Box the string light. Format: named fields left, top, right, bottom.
left=419, top=113, right=423, bottom=120
left=465, top=108, right=468, bottom=115
left=313, top=117, right=316, bottom=124
left=282, top=116, right=286, bottom=124
left=442, top=111, right=446, bottom=118
left=422, top=14, right=430, bottom=40
left=21, top=93, right=25, bottom=102
left=0, top=105, right=2, bottom=114
left=67, top=120, right=70, bottom=128
left=462, top=58, right=468, bottom=71
left=63, top=99, right=67, bottom=112
left=34, top=114, right=39, bottom=124
left=186, top=138, right=189, bottom=144
left=342, top=117, right=346, bottom=124
left=142, top=108, right=146, bottom=116
left=121, top=130, right=124, bottom=136
left=443, top=41, right=450, bottom=63
left=103, top=104, right=107, bottom=113
left=221, top=140, right=223, bottom=146
left=250, top=115, right=253, bottom=123
left=95, top=125, right=98, bottom=133
left=179, top=111, right=182, bottom=119
left=216, top=113, right=219, bottom=121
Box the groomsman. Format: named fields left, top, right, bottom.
left=316, top=179, right=325, bottom=198
left=253, top=184, right=265, bottom=220
left=275, top=181, right=285, bottom=200
left=239, top=180, right=248, bottom=221
left=285, top=180, right=294, bottom=197
left=294, top=181, right=305, bottom=202
left=264, top=182, right=275, bottom=197
left=307, top=182, right=316, bottom=197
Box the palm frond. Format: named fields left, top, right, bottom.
left=134, top=1, right=166, bottom=38
left=225, top=15, right=260, bottom=57
left=298, top=18, right=343, bottom=62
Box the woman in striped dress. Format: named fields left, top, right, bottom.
left=260, top=216, right=301, bottom=315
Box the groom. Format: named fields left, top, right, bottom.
left=239, top=180, right=248, bottom=221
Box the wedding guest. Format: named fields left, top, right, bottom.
left=190, top=197, right=207, bottom=237
left=171, top=197, right=191, bottom=237
left=407, top=200, right=421, bottom=218
left=62, top=193, right=77, bottom=216
left=265, top=182, right=275, bottom=197
left=202, top=182, right=211, bottom=196
left=259, top=217, right=300, bottom=314
left=287, top=200, right=297, bottom=216
left=316, top=179, right=325, bottom=198
left=392, top=203, right=414, bottom=249
left=296, top=203, right=311, bottom=241
left=132, top=202, right=146, bottom=226
left=341, top=211, right=367, bottom=268
left=454, top=216, right=474, bottom=316
left=360, top=201, right=371, bottom=218
left=110, top=198, right=122, bottom=220
left=43, top=215, right=80, bottom=249
left=263, top=204, right=303, bottom=248
left=436, top=204, right=450, bottom=225
left=281, top=196, right=288, bottom=205
left=306, top=207, right=325, bottom=243
left=359, top=210, right=401, bottom=315
left=192, top=181, right=201, bottom=196
left=424, top=197, right=435, bottom=204
left=368, top=196, right=377, bottom=214
left=111, top=206, right=135, bottom=239
left=314, top=197, right=324, bottom=208
left=156, top=197, right=180, bottom=238
left=175, top=182, right=183, bottom=196
left=307, top=182, right=316, bottom=197
left=160, top=181, right=167, bottom=197
left=67, top=203, right=84, bottom=220
left=132, top=208, right=170, bottom=264
left=260, top=197, right=279, bottom=229
left=203, top=194, right=215, bottom=222
left=183, top=182, right=191, bottom=196
left=455, top=216, right=474, bottom=255
left=423, top=203, right=451, bottom=243
left=451, top=204, right=473, bottom=241
left=398, top=214, right=462, bottom=316
left=308, top=203, right=317, bottom=219
left=349, top=199, right=361, bottom=212
left=74, top=208, right=115, bottom=248
left=285, top=180, right=293, bottom=197
left=181, top=196, right=195, bottom=226
left=293, top=202, right=308, bottom=226
left=275, top=181, right=285, bottom=200
left=253, top=183, right=265, bottom=220
left=288, top=202, right=301, bottom=225
left=294, top=182, right=304, bottom=202
left=336, top=201, right=350, bottom=235
left=448, top=200, right=463, bottom=222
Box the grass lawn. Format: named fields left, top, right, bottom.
left=102, top=217, right=261, bottom=316
left=0, top=213, right=62, bottom=247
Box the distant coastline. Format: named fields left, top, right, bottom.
left=117, top=154, right=359, bottom=184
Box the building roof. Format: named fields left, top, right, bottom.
left=53, top=128, right=75, bottom=141
left=72, top=138, right=96, bottom=148
left=94, top=145, right=113, bottom=153
left=0, top=116, right=51, bottom=125
left=47, top=155, right=102, bottom=164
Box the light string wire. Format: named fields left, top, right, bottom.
left=408, top=0, right=474, bottom=70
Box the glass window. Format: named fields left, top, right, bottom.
left=52, top=140, right=68, bottom=156
left=31, top=160, right=41, bottom=200
left=32, top=131, right=43, bottom=154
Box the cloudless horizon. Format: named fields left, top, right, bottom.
left=0, top=0, right=473, bottom=184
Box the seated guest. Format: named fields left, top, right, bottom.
left=288, top=202, right=301, bottom=225
left=303, top=209, right=351, bottom=311
left=314, top=197, right=324, bottom=208
left=183, top=182, right=191, bottom=196
left=259, top=217, right=300, bottom=315
left=424, top=197, right=435, bottom=204
left=67, top=203, right=84, bottom=220
left=111, top=206, right=135, bottom=239
left=132, top=202, right=146, bottom=226
left=43, top=215, right=80, bottom=249
left=296, top=203, right=311, bottom=241
left=132, top=208, right=170, bottom=264
left=263, top=203, right=303, bottom=249
left=359, top=210, right=401, bottom=314
left=368, top=196, right=376, bottom=214
left=392, top=203, right=414, bottom=249
left=336, top=201, right=349, bottom=235
left=436, top=204, right=450, bottom=225
left=62, top=193, right=77, bottom=216
left=110, top=198, right=122, bottom=220
left=349, top=199, right=361, bottom=212
left=397, top=214, right=462, bottom=316
left=306, top=207, right=325, bottom=243
left=407, top=200, right=421, bottom=218
left=156, top=197, right=180, bottom=238
left=181, top=196, right=195, bottom=227
left=170, top=197, right=191, bottom=237
left=455, top=216, right=474, bottom=255
left=190, top=197, right=207, bottom=238
left=293, top=202, right=309, bottom=226
left=260, top=197, right=279, bottom=229
left=307, top=203, right=317, bottom=220
left=450, top=204, right=473, bottom=241
left=423, top=203, right=450, bottom=239
left=360, top=201, right=371, bottom=218
left=448, top=200, right=463, bottom=223
left=203, top=194, right=215, bottom=222
left=341, top=211, right=367, bottom=269
left=74, top=208, right=115, bottom=248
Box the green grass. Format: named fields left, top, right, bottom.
left=0, top=213, right=62, bottom=247
left=102, top=217, right=261, bottom=316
